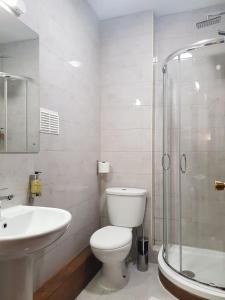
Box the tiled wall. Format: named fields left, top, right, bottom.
left=100, top=11, right=154, bottom=240
left=0, top=0, right=100, bottom=290
left=154, top=4, right=225, bottom=249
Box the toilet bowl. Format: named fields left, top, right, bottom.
left=90, top=226, right=132, bottom=290
left=90, top=187, right=146, bottom=291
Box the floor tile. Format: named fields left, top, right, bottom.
left=76, top=263, right=177, bottom=300
left=76, top=273, right=105, bottom=300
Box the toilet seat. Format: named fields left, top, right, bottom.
left=90, top=226, right=132, bottom=250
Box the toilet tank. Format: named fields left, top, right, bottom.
left=106, top=187, right=147, bottom=228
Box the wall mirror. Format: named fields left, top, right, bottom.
left=0, top=7, right=39, bottom=153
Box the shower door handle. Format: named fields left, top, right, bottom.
left=162, top=153, right=171, bottom=171
left=180, top=154, right=187, bottom=174
left=215, top=180, right=225, bottom=190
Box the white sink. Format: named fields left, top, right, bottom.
left=0, top=205, right=72, bottom=259
left=0, top=205, right=72, bottom=300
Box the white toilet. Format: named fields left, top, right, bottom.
left=90, top=187, right=146, bottom=291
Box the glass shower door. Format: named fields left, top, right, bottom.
left=180, top=40, right=225, bottom=288
left=163, top=37, right=225, bottom=290
left=163, top=58, right=181, bottom=273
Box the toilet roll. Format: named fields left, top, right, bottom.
left=98, top=161, right=110, bottom=174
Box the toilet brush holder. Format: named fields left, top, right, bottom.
left=137, top=237, right=149, bottom=272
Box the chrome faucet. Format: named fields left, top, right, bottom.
left=0, top=194, right=14, bottom=201
left=0, top=188, right=14, bottom=220
left=0, top=187, right=14, bottom=200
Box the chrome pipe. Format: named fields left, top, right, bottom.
left=163, top=37, right=225, bottom=69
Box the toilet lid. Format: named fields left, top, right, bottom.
left=90, top=226, right=132, bottom=250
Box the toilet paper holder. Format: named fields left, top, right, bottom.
left=97, top=160, right=110, bottom=175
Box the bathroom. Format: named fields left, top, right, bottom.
left=0, top=0, right=224, bottom=299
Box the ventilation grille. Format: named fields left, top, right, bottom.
left=40, top=108, right=59, bottom=135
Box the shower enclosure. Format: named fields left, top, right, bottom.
left=161, top=36, right=225, bottom=293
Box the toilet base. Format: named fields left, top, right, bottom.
left=99, top=261, right=129, bottom=291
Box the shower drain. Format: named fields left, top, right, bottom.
left=181, top=270, right=195, bottom=279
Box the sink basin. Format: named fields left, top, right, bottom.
left=0, top=205, right=72, bottom=259
left=0, top=205, right=72, bottom=300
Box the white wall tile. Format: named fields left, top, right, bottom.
left=100, top=11, right=154, bottom=241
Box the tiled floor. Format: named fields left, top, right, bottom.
left=76, top=263, right=177, bottom=300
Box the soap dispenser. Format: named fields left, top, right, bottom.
left=29, top=171, right=42, bottom=204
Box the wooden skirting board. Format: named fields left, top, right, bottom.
left=159, top=269, right=207, bottom=300
left=34, top=247, right=101, bottom=300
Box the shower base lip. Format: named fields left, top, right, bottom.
left=158, top=247, right=225, bottom=300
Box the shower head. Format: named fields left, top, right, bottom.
left=196, top=15, right=221, bottom=29
left=196, top=11, right=225, bottom=29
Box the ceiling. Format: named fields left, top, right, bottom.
left=87, top=0, right=225, bottom=20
